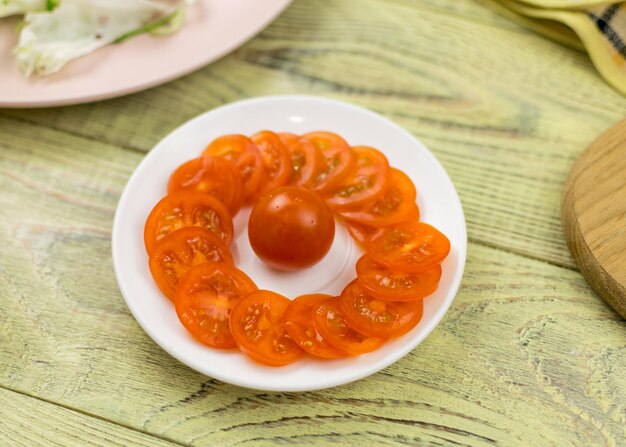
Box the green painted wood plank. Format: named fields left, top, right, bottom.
left=0, top=113, right=623, bottom=446
left=0, top=387, right=181, bottom=447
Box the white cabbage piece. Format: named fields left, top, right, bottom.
left=0, top=0, right=49, bottom=18
left=14, top=0, right=188, bottom=77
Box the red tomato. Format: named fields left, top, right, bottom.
left=312, top=298, right=385, bottom=355
left=230, top=290, right=303, bottom=366
left=248, top=186, right=335, bottom=271
left=167, top=156, right=244, bottom=214
left=144, top=191, right=234, bottom=254
left=368, top=222, right=450, bottom=273
left=149, top=227, right=233, bottom=300
left=346, top=222, right=383, bottom=248
left=303, top=131, right=357, bottom=194
left=175, top=263, right=257, bottom=349
left=251, top=131, right=292, bottom=194
left=339, top=280, right=424, bottom=338
left=356, top=254, right=441, bottom=301
left=338, top=168, right=419, bottom=227
left=203, top=134, right=265, bottom=201
left=325, top=146, right=390, bottom=209
left=278, top=132, right=324, bottom=188
left=283, top=294, right=346, bottom=359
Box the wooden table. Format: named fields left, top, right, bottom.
left=1, top=1, right=624, bottom=445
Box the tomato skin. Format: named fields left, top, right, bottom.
left=251, top=131, right=292, bottom=194
left=312, top=298, right=385, bottom=355
left=325, top=146, right=390, bottom=209
left=368, top=221, right=451, bottom=273
left=339, top=280, right=424, bottom=338
left=338, top=168, right=419, bottom=227
left=248, top=186, right=335, bottom=271
left=175, top=263, right=257, bottom=349
left=356, top=255, right=441, bottom=301
left=230, top=290, right=303, bottom=366
left=278, top=132, right=324, bottom=188
left=167, top=156, right=244, bottom=214
left=144, top=191, right=234, bottom=254
left=303, top=131, right=357, bottom=194
left=149, top=227, right=233, bottom=300
left=203, top=134, right=265, bottom=201
left=283, top=294, right=347, bottom=359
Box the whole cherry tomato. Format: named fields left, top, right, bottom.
left=248, top=186, right=335, bottom=271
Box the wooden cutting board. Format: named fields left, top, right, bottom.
left=562, top=119, right=626, bottom=319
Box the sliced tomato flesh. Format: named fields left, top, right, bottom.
left=251, top=130, right=292, bottom=194
left=203, top=134, right=265, bottom=201
left=149, top=227, right=233, bottom=300
left=339, top=279, right=424, bottom=338
left=144, top=191, right=234, bottom=254
left=368, top=221, right=451, bottom=273
left=230, top=290, right=303, bottom=366
left=303, top=131, right=357, bottom=194
left=167, top=156, right=244, bottom=215
left=175, top=263, right=257, bottom=349
left=339, top=168, right=419, bottom=227
left=356, top=254, right=441, bottom=301
left=283, top=294, right=347, bottom=359
left=325, top=146, right=390, bottom=209
left=278, top=132, right=324, bottom=188
left=312, top=297, right=385, bottom=355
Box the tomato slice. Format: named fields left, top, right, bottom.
left=346, top=222, right=383, bottom=248
left=368, top=222, right=450, bottom=273
left=303, top=131, right=357, bottom=194
left=144, top=191, right=234, bottom=254
left=338, top=168, right=419, bottom=227
left=167, top=156, right=244, bottom=214
left=230, top=290, right=303, bottom=366
left=356, top=254, right=441, bottom=301
left=283, top=294, right=346, bottom=359
left=278, top=132, right=324, bottom=188
left=149, top=227, right=234, bottom=300
left=251, top=131, right=292, bottom=194
left=203, top=134, right=265, bottom=201
left=175, top=263, right=257, bottom=348
left=325, top=146, right=390, bottom=209
left=339, top=280, right=424, bottom=338
left=312, top=298, right=385, bottom=355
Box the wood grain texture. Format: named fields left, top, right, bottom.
left=1, top=0, right=626, bottom=445
left=0, top=387, right=180, bottom=447
left=3, top=0, right=626, bottom=269
left=0, top=116, right=624, bottom=446
left=562, top=119, right=626, bottom=318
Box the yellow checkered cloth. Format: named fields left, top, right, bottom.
left=483, top=0, right=626, bottom=95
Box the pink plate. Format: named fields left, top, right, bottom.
left=0, top=0, right=291, bottom=108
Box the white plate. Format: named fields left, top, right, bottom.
left=112, top=96, right=467, bottom=391
left=0, top=0, right=291, bottom=107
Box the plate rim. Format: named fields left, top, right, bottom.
left=112, top=94, right=467, bottom=391
left=0, top=0, right=292, bottom=108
